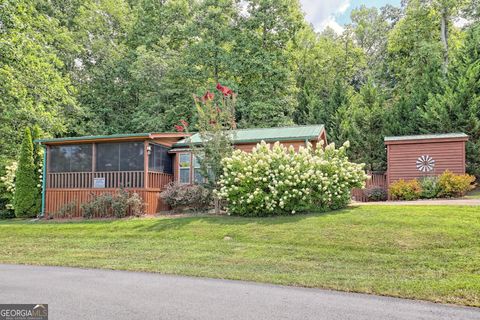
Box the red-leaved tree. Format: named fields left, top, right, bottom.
left=175, top=83, right=237, bottom=191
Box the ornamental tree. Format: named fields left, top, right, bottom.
left=176, top=83, right=237, bottom=190
left=14, top=128, right=38, bottom=218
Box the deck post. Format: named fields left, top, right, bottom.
left=144, top=140, right=149, bottom=189
left=92, top=143, right=96, bottom=187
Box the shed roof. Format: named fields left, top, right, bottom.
left=384, top=133, right=468, bottom=144
left=35, top=132, right=189, bottom=145
left=173, top=124, right=325, bottom=147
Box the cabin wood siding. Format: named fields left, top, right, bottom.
left=386, top=139, right=466, bottom=186
left=171, top=136, right=327, bottom=183
left=234, top=140, right=308, bottom=152
left=45, top=187, right=170, bottom=218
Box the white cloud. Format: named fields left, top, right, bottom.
left=319, top=17, right=345, bottom=34
left=337, top=1, right=351, bottom=14
left=300, top=0, right=350, bottom=34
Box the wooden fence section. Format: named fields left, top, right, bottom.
left=351, top=172, right=387, bottom=202
left=47, top=171, right=145, bottom=189
left=45, top=188, right=170, bottom=218
left=148, top=172, right=173, bottom=189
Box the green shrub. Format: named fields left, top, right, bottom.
left=419, top=176, right=440, bottom=199
left=0, top=208, right=15, bottom=220
left=364, top=186, right=387, bottom=202
left=389, top=179, right=421, bottom=200
left=160, top=182, right=212, bottom=212
left=81, top=193, right=113, bottom=219
left=438, top=170, right=476, bottom=198
left=55, top=202, right=77, bottom=219
left=14, top=128, right=38, bottom=218
left=126, top=192, right=145, bottom=216
left=0, top=190, right=14, bottom=219
left=217, top=141, right=366, bottom=216
left=81, top=190, right=144, bottom=219
left=112, top=189, right=129, bottom=218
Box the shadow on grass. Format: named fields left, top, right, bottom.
left=133, top=207, right=352, bottom=232
left=0, top=207, right=354, bottom=233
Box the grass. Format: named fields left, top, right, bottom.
left=1, top=206, right=479, bottom=307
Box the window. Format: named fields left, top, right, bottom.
left=50, top=144, right=92, bottom=172
left=193, top=155, right=203, bottom=184
left=178, top=153, right=191, bottom=184
left=96, top=142, right=144, bottom=171
left=193, top=154, right=214, bottom=184
left=148, top=144, right=173, bottom=174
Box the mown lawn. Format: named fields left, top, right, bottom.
left=1, top=205, right=479, bottom=306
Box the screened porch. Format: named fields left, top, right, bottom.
left=46, top=141, right=173, bottom=189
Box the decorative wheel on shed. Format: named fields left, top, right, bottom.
left=416, top=155, right=435, bottom=172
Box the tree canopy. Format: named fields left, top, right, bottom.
left=1, top=0, right=479, bottom=175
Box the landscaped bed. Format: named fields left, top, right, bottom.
left=0, top=205, right=479, bottom=307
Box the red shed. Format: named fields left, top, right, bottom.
left=384, top=133, right=468, bottom=187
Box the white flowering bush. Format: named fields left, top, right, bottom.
left=217, top=141, right=367, bottom=216
left=0, top=161, right=18, bottom=210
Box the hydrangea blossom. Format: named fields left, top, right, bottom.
left=217, top=141, right=366, bottom=216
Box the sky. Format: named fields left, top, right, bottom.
left=300, top=0, right=401, bottom=33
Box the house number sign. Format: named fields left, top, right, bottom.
left=93, top=177, right=106, bottom=188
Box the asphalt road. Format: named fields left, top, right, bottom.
left=0, top=264, right=478, bottom=320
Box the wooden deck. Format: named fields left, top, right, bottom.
left=45, top=171, right=173, bottom=218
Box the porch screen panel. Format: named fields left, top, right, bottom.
left=96, top=143, right=120, bottom=171
left=49, top=144, right=92, bottom=172
left=96, top=142, right=144, bottom=171
left=148, top=144, right=173, bottom=174
left=120, top=142, right=144, bottom=171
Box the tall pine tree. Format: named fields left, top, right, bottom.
left=422, top=23, right=480, bottom=176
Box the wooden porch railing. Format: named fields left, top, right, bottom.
left=47, top=171, right=145, bottom=189
left=351, top=172, right=387, bottom=202
left=148, top=172, right=173, bottom=189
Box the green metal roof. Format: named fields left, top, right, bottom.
left=173, top=124, right=325, bottom=147
left=384, top=133, right=468, bottom=142
left=35, top=132, right=153, bottom=144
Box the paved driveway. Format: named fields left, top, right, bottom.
left=0, top=264, right=478, bottom=320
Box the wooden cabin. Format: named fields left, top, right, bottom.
left=170, top=125, right=327, bottom=185
left=37, top=125, right=327, bottom=217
